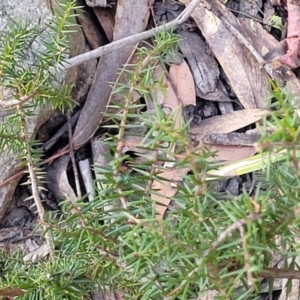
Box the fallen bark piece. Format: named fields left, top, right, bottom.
left=203, top=130, right=261, bottom=146
left=153, top=0, right=184, bottom=25
left=179, top=31, right=219, bottom=96
left=189, top=109, right=269, bottom=139
left=180, top=0, right=270, bottom=109
left=196, top=80, right=233, bottom=102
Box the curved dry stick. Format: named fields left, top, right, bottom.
left=61, top=0, right=202, bottom=70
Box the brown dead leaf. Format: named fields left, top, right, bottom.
left=189, top=109, right=269, bottom=138
left=103, top=51, right=142, bottom=123
left=180, top=0, right=270, bottom=109
left=152, top=168, right=190, bottom=220
left=240, top=18, right=286, bottom=69
left=207, top=145, right=256, bottom=163
left=151, top=65, right=187, bottom=219
left=0, top=287, right=25, bottom=299
left=113, top=0, right=149, bottom=41
left=240, top=18, right=300, bottom=115
left=153, top=65, right=179, bottom=109
left=152, top=65, right=183, bottom=154
left=73, top=0, right=149, bottom=148
left=93, top=7, right=115, bottom=42
left=77, top=10, right=105, bottom=49
left=169, top=60, right=196, bottom=106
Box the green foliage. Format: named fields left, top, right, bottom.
left=1, top=251, right=92, bottom=300
left=0, top=1, right=78, bottom=155
left=262, top=81, right=300, bottom=145
left=269, top=15, right=283, bottom=31
left=1, top=5, right=300, bottom=300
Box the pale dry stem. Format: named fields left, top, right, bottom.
left=62, top=0, right=202, bottom=70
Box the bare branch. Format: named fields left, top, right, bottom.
left=61, top=0, right=202, bottom=70
left=0, top=89, right=39, bottom=109
left=258, top=267, right=300, bottom=280
left=207, top=214, right=260, bottom=253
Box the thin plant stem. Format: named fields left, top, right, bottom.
left=169, top=213, right=260, bottom=296
left=18, top=105, right=55, bottom=260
